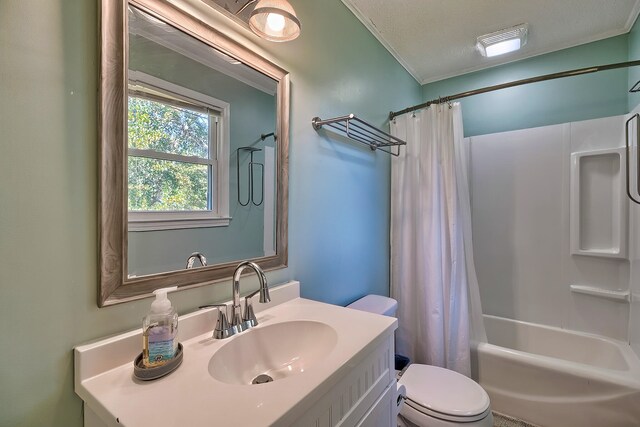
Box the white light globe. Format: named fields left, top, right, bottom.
left=249, top=0, right=301, bottom=42
left=266, top=13, right=286, bottom=33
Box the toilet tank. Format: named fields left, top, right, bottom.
left=347, top=295, right=398, bottom=317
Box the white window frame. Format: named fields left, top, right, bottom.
left=127, top=71, right=231, bottom=231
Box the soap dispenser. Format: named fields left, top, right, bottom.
left=142, top=286, right=179, bottom=368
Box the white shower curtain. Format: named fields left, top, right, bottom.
left=390, top=103, right=486, bottom=377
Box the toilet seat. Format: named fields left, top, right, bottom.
left=398, top=364, right=491, bottom=423
left=404, top=398, right=491, bottom=423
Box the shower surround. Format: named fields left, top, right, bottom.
left=467, top=112, right=640, bottom=425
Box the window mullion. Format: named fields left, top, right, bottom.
left=128, top=148, right=212, bottom=166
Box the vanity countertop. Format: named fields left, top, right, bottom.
left=74, top=283, right=397, bottom=427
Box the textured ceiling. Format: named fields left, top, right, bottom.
left=341, top=0, right=640, bottom=84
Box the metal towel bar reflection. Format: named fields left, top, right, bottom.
left=237, top=146, right=264, bottom=207
left=312, top=114, right=406, bottom=156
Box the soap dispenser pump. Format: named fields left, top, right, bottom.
left=142, top=286, right=179, bottom=368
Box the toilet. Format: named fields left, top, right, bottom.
left=347, top=295, right=493, bottom=427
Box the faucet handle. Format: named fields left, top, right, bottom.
left=243, top=293, right=259, bottom=327
left=198, top=304, right=234, bottom=339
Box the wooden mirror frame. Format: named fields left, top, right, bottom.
left=99, top=0, right=289, bottom=306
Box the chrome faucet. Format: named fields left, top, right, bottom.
left=231, top=261, right=270, bottom=328
left=199, top=261, right=270, bottom=339
left=185, top=252, right=207, bottom=269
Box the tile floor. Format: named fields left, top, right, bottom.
left=493, top=411, right=540, bottom=427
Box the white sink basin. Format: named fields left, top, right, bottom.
left=208, top=320, right=338, bottom=385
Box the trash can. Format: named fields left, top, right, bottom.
left=395, top=354, right=410, bottom=371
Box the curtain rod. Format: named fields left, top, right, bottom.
left=389, top=60, right=640, bottom=120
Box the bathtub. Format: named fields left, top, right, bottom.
left=471, top=315, right=640, bottom=427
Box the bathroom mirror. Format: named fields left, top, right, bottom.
left=99, top=0, right=289, bottom=306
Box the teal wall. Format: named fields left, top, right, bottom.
left=127, top=36, right=276, bottom=274
left=0, top=1, right=420, bottom=426
left=423, top=35, right=630, bottom=137
left=629, top=15, right=640, bottom=111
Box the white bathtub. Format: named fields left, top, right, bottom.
left=471, top=315, right=640, bottom=427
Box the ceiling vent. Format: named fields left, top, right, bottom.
left=477, top=23, right=528, bottom=58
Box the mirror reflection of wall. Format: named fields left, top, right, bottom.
left=126, top=7, right=277, bottom=278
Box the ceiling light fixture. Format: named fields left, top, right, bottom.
left=248, top=0, right=301, bottom=42
left=477, top=23, right=528, bottom=58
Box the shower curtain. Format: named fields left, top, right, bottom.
left=390, top=103, right=486, bottom=377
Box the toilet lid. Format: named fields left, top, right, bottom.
left=398, top=364, right=490, bottom=418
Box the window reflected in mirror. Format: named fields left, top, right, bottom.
left=128, top=77, right=221, bottom=214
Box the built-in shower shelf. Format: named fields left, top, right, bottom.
left=570, top=284, right=630, bottom=302
left=570, top=147, right=628, bottom=259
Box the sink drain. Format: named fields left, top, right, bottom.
left=252, top=374, right=274, bottom=384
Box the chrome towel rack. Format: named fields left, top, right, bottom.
left=237, top=147, right=263, bottom=207
left=312, top=114, right=406, bottom=156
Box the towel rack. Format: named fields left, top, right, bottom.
left=311, top=114, right=406, bottom=156
left=237, top=147, right=263, bottom=207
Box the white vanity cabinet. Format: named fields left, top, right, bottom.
left=289, top=335, right=397, bottom=427
left=356, top=382, right=398, bottom=427
left=75, top=282, right=399, bottom=427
